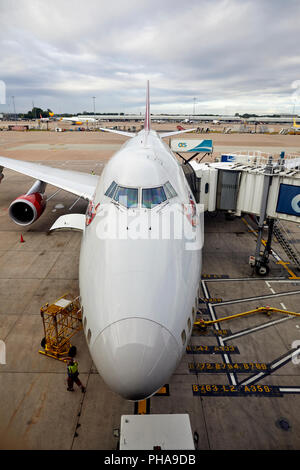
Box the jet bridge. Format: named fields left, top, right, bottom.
left=189, top=151, right=300, bottom=276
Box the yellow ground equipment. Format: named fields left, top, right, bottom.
left=195, top=306, right=300, bottom=331
left=39, top=294, right=83, bottom=362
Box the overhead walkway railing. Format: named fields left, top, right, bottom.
left=189, top=150, right=300, bottom=275
left=273, top=220, right=300, bottom=270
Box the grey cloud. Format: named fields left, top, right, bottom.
left=0, top=0, right=300, bottom=113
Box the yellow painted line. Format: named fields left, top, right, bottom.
left=137, top=400, right=147, bottom=415
left=197, top=307, right=300, bottom=327
left=276, top=260, right=300, bottom=280
left=157, top=385, right=167, bottom=395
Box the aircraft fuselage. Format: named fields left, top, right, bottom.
left=79, top=129, right=202, bottom=400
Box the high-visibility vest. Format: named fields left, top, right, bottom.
left=68, top=362, right=78, bottom=375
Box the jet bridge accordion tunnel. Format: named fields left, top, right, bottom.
left=216, top=169, right=241, bottom=211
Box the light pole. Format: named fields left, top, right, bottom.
left=11, top=96, right=16, bottom=122
left=92, top=96, right=96, bottom=115
left=193, top=97, right=197, bottom=116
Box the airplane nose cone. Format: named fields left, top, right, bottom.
left=91, top=318, right=180, bottom=401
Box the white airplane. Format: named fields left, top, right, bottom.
left=0, top=82, right=202, bottom=401
left=60, top=116, right=99, bottom=125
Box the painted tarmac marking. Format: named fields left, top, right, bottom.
left=201, top=274, right=230, bottom=279
left=134, top=399, right=150, bottom=415
left=192, top=383, right=282, bottom=397
left=193, top=328, right=232, bottom=337
left=197, top=277, right=300, bottom=395
left=279, top=387, right=300, bottom=394
left=155, top=384, right=170, bottom=396
left=189, top=362, right=269, bottom=373
left=186, top=345, right=240, bottom=354
left=199, top=297, right=223, bottom=303
left=201, top=280, right=238, bottom=386
left=237, top=347, right=300, bottom=389
left=223, top=316, right=292, bottom=342
left=211, top=290, right=300, bottom=307
left=134, top=385, right=169, bottom=415
left=203, top=277, right=286, bottom=282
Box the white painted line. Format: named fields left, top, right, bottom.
left=204, top=277, right=286, bottom=282
left=230, top=374, right=237, bottom=386
left=270, top=349, right=300, bottom=369
left=224, top=317, right=292, bottom=342
left=280, top=303, right=287, bottom=310
left=241, top=372, right=265, bottom=386
left=201, top=280, right=236, bottom=386
left=265, top=281, right=271, bottom=288
left=212, top=290, right=300, bottom=307
left=270, top=288, right=276, bottom=294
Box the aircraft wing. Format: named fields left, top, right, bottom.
left=99, top=127, right=136, bottom=137
left=159, top=128, right=197, bottom=138
left=0, top=156, right=98, bottom=201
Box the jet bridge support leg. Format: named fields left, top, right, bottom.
left=253, top=157, right=274, bottom=276
left=253, top=218, right=275, bottom=276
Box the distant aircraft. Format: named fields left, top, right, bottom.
left=0, top=82, right=201, bottom=401
left=60, top=116, right=99, bottom=125
left=293, top=117, right=300, bottom=129
left=39, top=111, right=55, bottom=122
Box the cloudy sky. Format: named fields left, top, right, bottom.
left=1, top=0, right=300, bottom=115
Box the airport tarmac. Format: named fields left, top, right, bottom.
left=1, top=123, right=300, bottom=163
left=1, top=129, right=300, bottom=450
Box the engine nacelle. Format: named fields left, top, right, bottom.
left=9, top=192, right=47, bottom=226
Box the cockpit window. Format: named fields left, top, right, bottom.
left=142, top=186, right=167, bottom=209
left=114, top=186, right=138, bottom=208
left=105, top=181, right=117, bottom=198
left=105, top=181, right=176, bottom=210
left=163, top=181, right=177, bottom=199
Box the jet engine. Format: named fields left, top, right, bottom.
left=9, top=180, right=47, bottom=226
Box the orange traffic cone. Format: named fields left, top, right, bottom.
left=20, top=234, right=25, bottom=243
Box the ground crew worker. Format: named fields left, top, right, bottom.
left=66, top=357, right=86, bottom=393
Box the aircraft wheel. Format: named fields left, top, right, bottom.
left=41, top=337, right=46, bottom=348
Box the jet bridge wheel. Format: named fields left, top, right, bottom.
left=255, top=264, right=270, bottom=276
